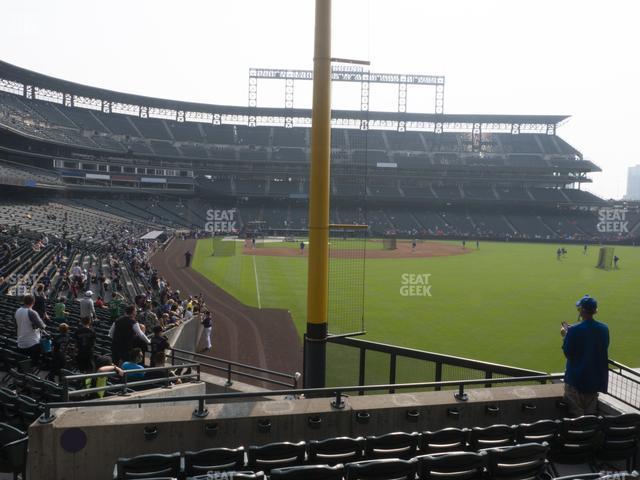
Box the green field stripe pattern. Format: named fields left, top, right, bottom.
left=193, top=239, right=640, bottom=374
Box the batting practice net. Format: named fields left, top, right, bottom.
left=596, top=247, right=614, bottom=270
left=327, top=224, right=368, bottom=337
left=382, top=237, right=397, bottom=250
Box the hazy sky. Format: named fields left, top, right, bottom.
left=1, top=0, right=639, bottom=199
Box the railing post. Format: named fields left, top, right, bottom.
left=358, top=347, right=366, bottom=395
left=193, top=398, right=209, bottom=418
left=454, top=383, right=468, bottom=401
left=171, top=349, right=175, bottom=366
left=435, top=362, right=443, bottom=391
left=225, top=363, right=233, bottom=387
left=62, top=375, right=69, bottom=402
left=331, top=390, right=345, bottom=409
left=196, top=364, right=201, bottom=382
left=484, top=370, right=492, bottom=388
left=38, top=405, right=56, bottom=424
left=389, top=353, right=397, bottom=394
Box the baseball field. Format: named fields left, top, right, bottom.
left=192, top=239, right=640, bottom=378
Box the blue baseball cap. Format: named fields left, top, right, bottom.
left=576, top=295, right=598, bottom=312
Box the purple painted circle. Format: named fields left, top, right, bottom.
left=60, top=428, right=87, bottom=453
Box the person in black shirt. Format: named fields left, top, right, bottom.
left=75, top=316, right=96, bottom=373
left=47, top=323, right=72, bottom=382
left=33, top=283, right=48, bottom=322
left=109, top=305, right=150, bottom=365
left=149, top=325, right=170, bottom=367
left=184, top=250, right=192, bottom=268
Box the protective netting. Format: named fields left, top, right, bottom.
left=327, top=225, right=368, bottom=337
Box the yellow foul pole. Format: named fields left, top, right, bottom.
left=305, top=0, right=332, bottom=388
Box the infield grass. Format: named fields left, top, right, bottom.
left=193, top=240, right=640, bottom=380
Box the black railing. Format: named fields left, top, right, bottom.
left=60, top=363, right=201, bottom=401
left=607, top=359, right=640, bottom=410
left=170, top=347, right=300, bottom=389
left=39, top=373, right=564, bottom=424
left=325, top=336, right=546, bottom=391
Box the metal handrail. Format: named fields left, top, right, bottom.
left=608, top=359, right=640, bottom=378
left=171, top=348, right=299, bottom=388
left=39, top=373, right=564, bottom=424
left=61, top=362, right=201, bottom=400
left=327, top=336, right=546, bottom=377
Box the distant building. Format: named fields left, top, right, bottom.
left=625, top=165, right=640, bottom=200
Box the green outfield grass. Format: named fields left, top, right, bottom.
left=192, top=239, right=640, bottom=378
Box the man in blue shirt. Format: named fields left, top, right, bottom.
left=561, top=295, right=609, bottom=416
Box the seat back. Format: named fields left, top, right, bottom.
left=345, top=458, right=417, bottom=480
left=115, top=452, right=181, bottom=479
left=553, top=416, right=602, bottom=461
left=247, top=441, right=306, bottom=473
left=308, top=437, right=365, bottom=465
left=416, top=451, right=486, bottom=480
left=468, top=424, right=517, bottom=450
left=184, top=447, right=245, bottom=476
left=365, top=432, right=420, bottom=460
left=420, top=428, right=469, bottom=454
left=271, top=464, right=345, bottom=480
left=188, top=473, right=264, bottom=480
left=486, top=442, right=549, bottom=480
left=516, top=419, right=561, bottom=445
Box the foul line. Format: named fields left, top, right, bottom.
left=252, top=255, right=262, bottom=309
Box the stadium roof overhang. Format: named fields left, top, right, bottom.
left=0, top=60, right=568, bottom=133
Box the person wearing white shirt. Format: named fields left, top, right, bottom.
left=15, top=294, right=47, bottom=363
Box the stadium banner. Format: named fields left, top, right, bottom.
left=85, top=173, right=110, bottom=180
left=141, top=177, right=167, bottom=183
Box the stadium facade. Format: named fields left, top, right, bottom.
left=1, top=60, right=639, bottom=242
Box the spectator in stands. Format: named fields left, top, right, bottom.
left=0, top=242, right=11, bottom=273
left=79, top=290, right=96, bottom=322
left=75, top=316, right=96, bottom=373
left=121, top=348, right=145, bottom=381
left=47, top=323, right=72, bottom=382
left=109, top=293, right=125, bottom=321
left=560, top=295, right=609, bottom=416
left=33, top=283, right=49, bottom=322
left=15, top=294, right=47, bottom=364
left=95, top=296, right=106, bottom=308
left=109, top=305, right=151, bottom=365
left=150, top=325, right=170, bottom=367
left=201, top=310, right=212, bottom=352
left=138, top=302, right=158, bottom=331
left=89, top=355, right=124, bottom=399
left=53, top=297, right=67, bottom=321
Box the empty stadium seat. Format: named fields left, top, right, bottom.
left=549, top=416, right=602, bottom=475
left=270, top=464, right=344, bottom=480
left=345, top=458, right=417, bottom=480
left=420, top=428, right=470, bottom=454
left=307, top=436, right=365, bottom=465
left=114, top=453, right=181, bottom=480
left=485, top=442, right=549, bottom=480
left=183, top=447, right=245, bottom=476
left=416, top=451, right=486, bottom=480
left=468, top=424, right=517, bottom=450
left=596, top=413, right=640, bottom=471
left=0, top=422, right=28, bottom=480
left=516, top=419, right=561, bottom=445
left=247, top=441, right=306, bottom=473
left=364, top=432, right=420, bottom=460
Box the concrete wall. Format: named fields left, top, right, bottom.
left=28, top=383, right=575, bottom=480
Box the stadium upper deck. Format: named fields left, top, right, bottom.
left=0, top=60, right=604, bottom=205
